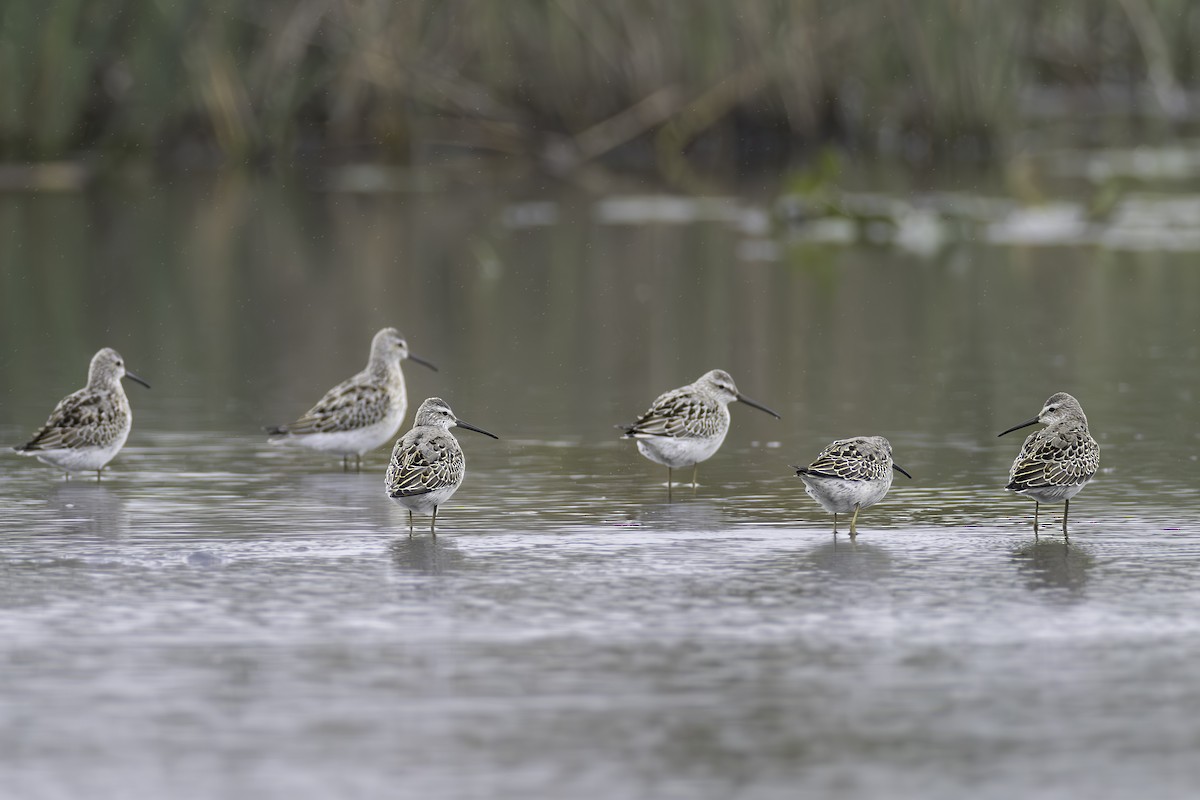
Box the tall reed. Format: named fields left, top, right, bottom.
left=1, top=0, right=1196, bottom=170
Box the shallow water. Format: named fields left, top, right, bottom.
left=3, top=178, right=1200, bottom=799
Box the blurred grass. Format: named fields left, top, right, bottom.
left=1, top=0, right=1198, bottom=173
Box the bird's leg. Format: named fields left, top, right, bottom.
left=832, top=512, right=838, bottom=536
left=1034, top=502, right=1039, bottom=538
left=691, top=464, right=698, bottom=491
left=96, top=469, right=102, bottom=482
left=408, top=510, right=413, bottom=537
left=342, top=455, right=348, bottom=472
left=356, top=454, right=362, bottom=473
left=431, top=506, right=438, bottom=536
left=1063, top=499, right=1069, bottom=539
left=849, top=507, right=860, bottom=538
left=667, top=467, right=672, bottom=503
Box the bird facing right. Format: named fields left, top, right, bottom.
left=266, top=327, right=437, bottom=471
left=792, top=436, right=911, bottom=536
left=619, top=369, right=780, bottom=498
left=385, top=397, right=498, bottom=535
left=998, top=392, right=1099, bottom=537
left=14, top=347, right=151, bottom=480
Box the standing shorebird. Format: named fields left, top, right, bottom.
left=267, top=328, right=436, bottom=471
left=386, top=397, right=498, bottom=535
left=14, top=348, right=151, bottom=480
left=792, top=436, right=911, bottom=537
left=619, top=369, right=780, bottom=499
left=998, top=392, right=1099, bottom=537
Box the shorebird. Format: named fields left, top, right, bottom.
left=619, top=369, right=780, bottom=499
left=267, top=328, right=436, bottom=470
left=14, top=348, right=150, bottom=480
left=385, top=397, right=498, bottom=534
left=999, top=392, right=1099, bottom=537
left=792, top=436, right=911, bottom=536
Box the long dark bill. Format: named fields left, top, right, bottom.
left=893, top=463, right=913, bottom=479
left=407, top=354, right=439, bottom=372
left=997, top=416, right=1039, bottom=438
left=455, top=419, right=499, bottom=439
left=737, top=394, right=781, bottom=419
left=124, top=370, right=151, bottom=389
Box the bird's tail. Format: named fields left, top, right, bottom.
left=13, top=433, right=44, bottom=453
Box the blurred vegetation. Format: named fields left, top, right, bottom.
left=2, top=0, right=1198, bottom=174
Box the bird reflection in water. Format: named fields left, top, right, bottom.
left=1011, top=537, right=1094, bottom=596
left=803, top=537, right=894, bottom=583
left=388, top=535, right=466, bottom=578
left=634, top=498, right=725, bottom=533
left=49, top=483, right=129, bottom=539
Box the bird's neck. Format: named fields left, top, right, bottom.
left=368, top=356, right=402, bottom=382
left=88, top=374, right=121, bottom=392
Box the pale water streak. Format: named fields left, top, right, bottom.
left=4, top=435, right=1200, bottom=799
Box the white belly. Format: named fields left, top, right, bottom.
left=800, top=474, right=893, bottom=514
left=29, top=430, right=130, bottom=473
left=388, top=483, right=461, bottom=515
left=635, top=430, right=728, bottom=469
left=292, top=407, right=406, bottom=456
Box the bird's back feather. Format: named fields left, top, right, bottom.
left=1007, top=424, right=1099, bottom=492
left=623, top=387, right=724, bottom=439
left=17, top=388, right=127, bottom=452
left=798, top=438, right=891, bottom=482
left=386, top=428, right=463, bottom=498
left=273, top=373, right=395, bottom=436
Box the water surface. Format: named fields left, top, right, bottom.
left=2, top=178, right=1200, bottom=799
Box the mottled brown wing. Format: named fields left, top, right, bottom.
left=802, top=439, right=887, bottom=482
left=624, top=388, right=722, bottom=439
left=18, top=389, right=121, bottom=451
left=275, top=376, right=391, bottom=435
left=386, top=431, right=463, bottom=497
left=1008, top=427, right=1099, bottom=491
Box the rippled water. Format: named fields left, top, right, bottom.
left=3, top=179, right=1200, bottom=798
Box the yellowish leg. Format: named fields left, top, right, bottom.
left=849, top=507, right=861, bottom=538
